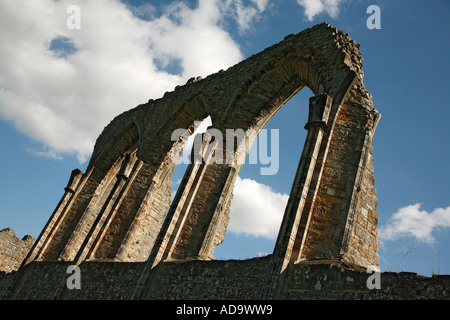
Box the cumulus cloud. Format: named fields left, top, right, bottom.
left=0, top=0, right=256, bottom=163
left=378, top=204, right=450, bottom=244
left=25, top=147, right=63, bottom=161
left=221, top=0, right=270, bottom=34
left=296, top=0, right=345, bottom=21
left=227, top=176, right=288, bottom=239
left=148, top=1, right=243, bottom=78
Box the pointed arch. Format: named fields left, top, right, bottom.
left=27, top=25, right=381, bottom=298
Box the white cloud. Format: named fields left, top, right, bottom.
left=227, top=176, right=288, bottom=239
left=378, top=204, right=450, bottom=244
left=252, top=0, right=270, bottom=13
left=0, top=0, right=245, bottom=163
left=26, top=146, right=63, bottom=161
left=125, top=3, right=156, bottom=20
left=221, top=0, right=270, bottom=34
left=148, top=0, right=243, bottom=78
left=296, top=0, right=344, bottom=21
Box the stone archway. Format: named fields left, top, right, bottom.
left=23, top=23, right=381, bottom=299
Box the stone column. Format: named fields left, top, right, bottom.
left=22, top=169, right=85, bottom=266
left=70, top=153, right=143, bottom=263
left=295, top=85, right=381, bottom=269
left=146, top=132, right=218, bottom=268
left=261, top=93, right=333, bottom=298
left=168, top=163, right=237, bottom=260
left=148, top=129, right=237, bottom=261
left=132, top=133, right=225, bottom=299
left=340, top=108, right=381, bottom=267
left=57, top=154, right=136, bottom=262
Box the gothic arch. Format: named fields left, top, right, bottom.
left=26, top=24, right=381, bottom=301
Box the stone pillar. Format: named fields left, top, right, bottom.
left=111, top=162, right=172, bottom=262
left=261, top=93, right=333, bottom=298
left=71, top=153, right=143, bottom=263
left=196, top=164, right=236, bottom=259
left=155, top=131, right=237, bottom=261
left=22, top=169, right=85, bottom=265
left=339, top=108, right=381, bottom=267
left=144, top=133, right=218, bottom=267
left=168, top=165, right=237, bottom=260
left=296, top=86, right=381, bottom=269
left=57, top=154, right=136, bottom=262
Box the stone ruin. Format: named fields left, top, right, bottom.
left=1, top=23, right=448, bottom=300
left=0, top=228, right=34, bottom=274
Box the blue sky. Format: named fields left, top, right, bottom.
left=0, top=0, right=449, bottom=277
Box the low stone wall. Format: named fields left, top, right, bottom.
left=1, top=257, right=448, bottom=300
left=281, top=260, right=449, bottom=299
left=0, top=228, right=35, bottom=273
left=0, top=271, right=16, bottom=298
left=144, top=257, right=271, bottom=300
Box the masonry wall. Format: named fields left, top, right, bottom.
left=0, top=228, right=34, bottom=274
left=2, top=257, right=448, bottom=300
left=281, top=260, right=449, bottom=299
